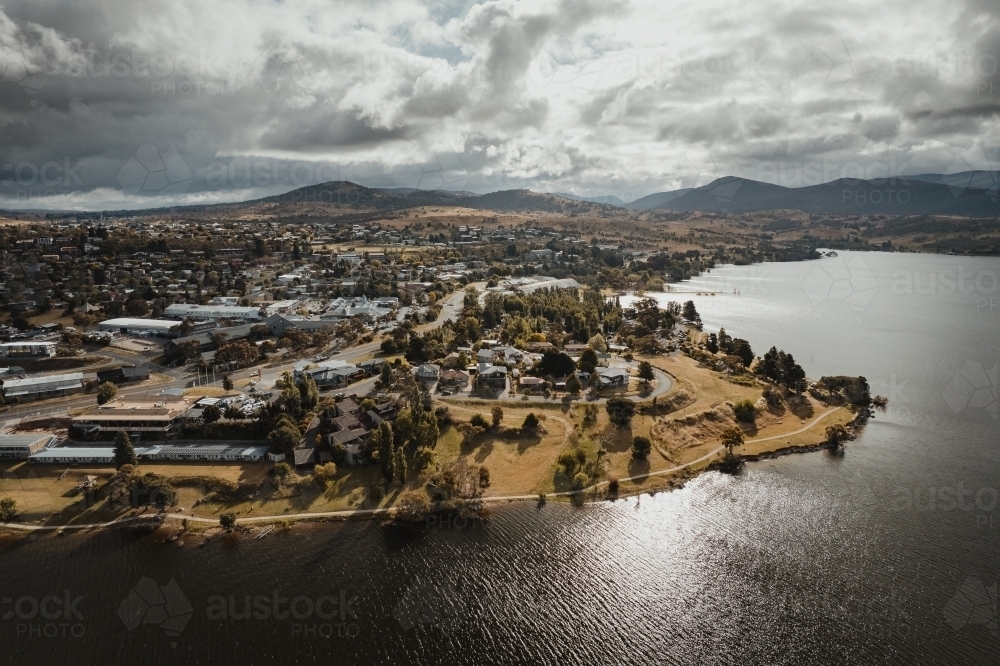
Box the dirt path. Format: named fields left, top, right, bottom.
left=0, top=406, right=844, bottom=532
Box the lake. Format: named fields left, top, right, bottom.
left=2, top=251, right=998, bottom=665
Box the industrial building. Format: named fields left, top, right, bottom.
left=28, top=444, right=269, bottom=463
left=0, top=433, right=58, bottom=459
left=98, top=317, right=181, bottom=336
left=163, top=304, right=263, bottom=321
left=0, top=341, right=57, bottom=358
left=1, top=373, right=84, bottom=402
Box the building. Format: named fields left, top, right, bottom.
left=0, top=341, right=57, bottom=358
left=0, top=433, right=57, bottom=459
left=414, top=363, right=441, bottom=383
left=264, top=314, right=333, bottom=336
left=163, top=304, right=263, bottom=321
left=477, top=364, right=508, bottom=390
left=96, top=365, right=150, bottom=384
left=71, top=400, right=193, bottom=434
left=98, top=317, right=180, bottom=336
left=594, top=366, right=630, bottom=387
left=140, top=444, right=269, bottom=462
left=1, top=373, right=84, bottom=402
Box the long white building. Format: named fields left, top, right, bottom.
left=163, top=304, right=263, bottom=321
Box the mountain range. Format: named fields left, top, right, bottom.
left=14, top=171, right=1000, bottom=218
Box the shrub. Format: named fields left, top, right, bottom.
left=732, top=399, right=756, bottom=423
left=314, top=462, right=338, bottom=489
left=631, top=436, right=652, bottom=459
left=571, top=472, right=589, bottom=491
left=606, top=397, right=636, bottom=427
left=0, top=497, right=19, bottom=521
left=608, top=477, right=620, bottom=495
left=469, top=413, right=489, bottom=429
left=219, top=513, right=236, bottom=530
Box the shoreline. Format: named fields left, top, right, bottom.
left=0, top=405, right=857, bottom=536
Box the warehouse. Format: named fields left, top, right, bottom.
left=0, top=341, right=57, bottom=358
left=163, top=304, right=262, bottom=321
left=1, top=373, right=84, bottom=402
left=98, top=317, right=180, bottom=336
left=0, top=433, right=57, bottom=459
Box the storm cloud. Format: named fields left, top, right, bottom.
left=1, top=0, right=999, bottom=210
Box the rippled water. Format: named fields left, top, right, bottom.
left=2, top=251, right=998, bottom=665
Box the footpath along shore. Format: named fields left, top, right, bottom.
left=0, top=407, right=843, bottom=533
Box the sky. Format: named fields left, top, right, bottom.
left=1, top=0, right=999, bottom=210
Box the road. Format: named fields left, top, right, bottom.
left=1, top=288, right=471, bottom=427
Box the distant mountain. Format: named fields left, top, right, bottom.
left=624, top=188, right=693, bottom=210
left=552, top=192, right=628, bottom=207
left=907, top=171, right=1000, bottom=192
left=652, top=176, right=1000, bottom=216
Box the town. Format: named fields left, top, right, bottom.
left=0, top=207, right=868, bottom=529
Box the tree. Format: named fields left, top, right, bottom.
left=113, top=431, right=137, bottom=469
left=223, top=374, right=233, bottom=391
left=97, top=381, right=118, bottom=405
left=219, top=513, right=236, bottom=530
left=578, top=347, right=599, bottom=374
left=705, top=333, right=719, bottom=354
left=0, top=497, right=19, bottom=521
left=224, top=404, right=244, bottom=421
left=729, top=339, right=754, bottom=367
left=394, top=491, right=431, bottom=522
left=825, top=424, right=851, bottom=449
left=522, top=412, right=540, bottom=429
left=682, top=300, right=700, bottom=322
left=370, top=421, right=395, bottom=481
left=202, top=404, right=221, bottom=423
left=379, top=362, right=393, bottom=387
left=587, top=333, right=608, bottom=353
left=605, top=397, right=636, bottom=427
left=732, top=399, right=756, bottom=423
left=314, top=462, right=338, bottom=489
left=491, top=406, right=504, bottom=430
left=637, top=361, right=655, bottom=382
left=393, top=446, right=407, bottom=484
left=720, top=427, right=744, bottom=455
left=565, top=373, right=582, bottom=395
left=632, top=435, right=652, bottom=459
left=267, top=421, right=301, bottom=455
left=537, top=351, right=576, bottom=377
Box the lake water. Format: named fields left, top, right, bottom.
left=2, top=251, right=998, bottom=665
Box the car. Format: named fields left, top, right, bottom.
left=440, top=390, right=452, bottom=396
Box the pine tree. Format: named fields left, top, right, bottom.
left=113, top=431, right=138, bottom=469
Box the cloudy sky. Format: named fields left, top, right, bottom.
left=1, top=0, right=999, bottom=210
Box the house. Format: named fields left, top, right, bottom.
left=518, top=376, right=545, bottom=391
left=335, top=398, right=360, bottom=417
left=306, top=365, right=365, bottom=388
left=594, top=366, right=630, bottom=387
left=440, top=369, right=470, bottom=388
left=477, top=364, right=507, bottom=391
left=414, top=363, right=441, bottom=383
left=498, top=346, right=526, bottom=365
left=476, top=348, right=495, bottom=365
left=292, top=446, right=316, bottom=469
left=527, top=341, right=554, bottom=353
left=563, top=343, right=587, bottom=355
